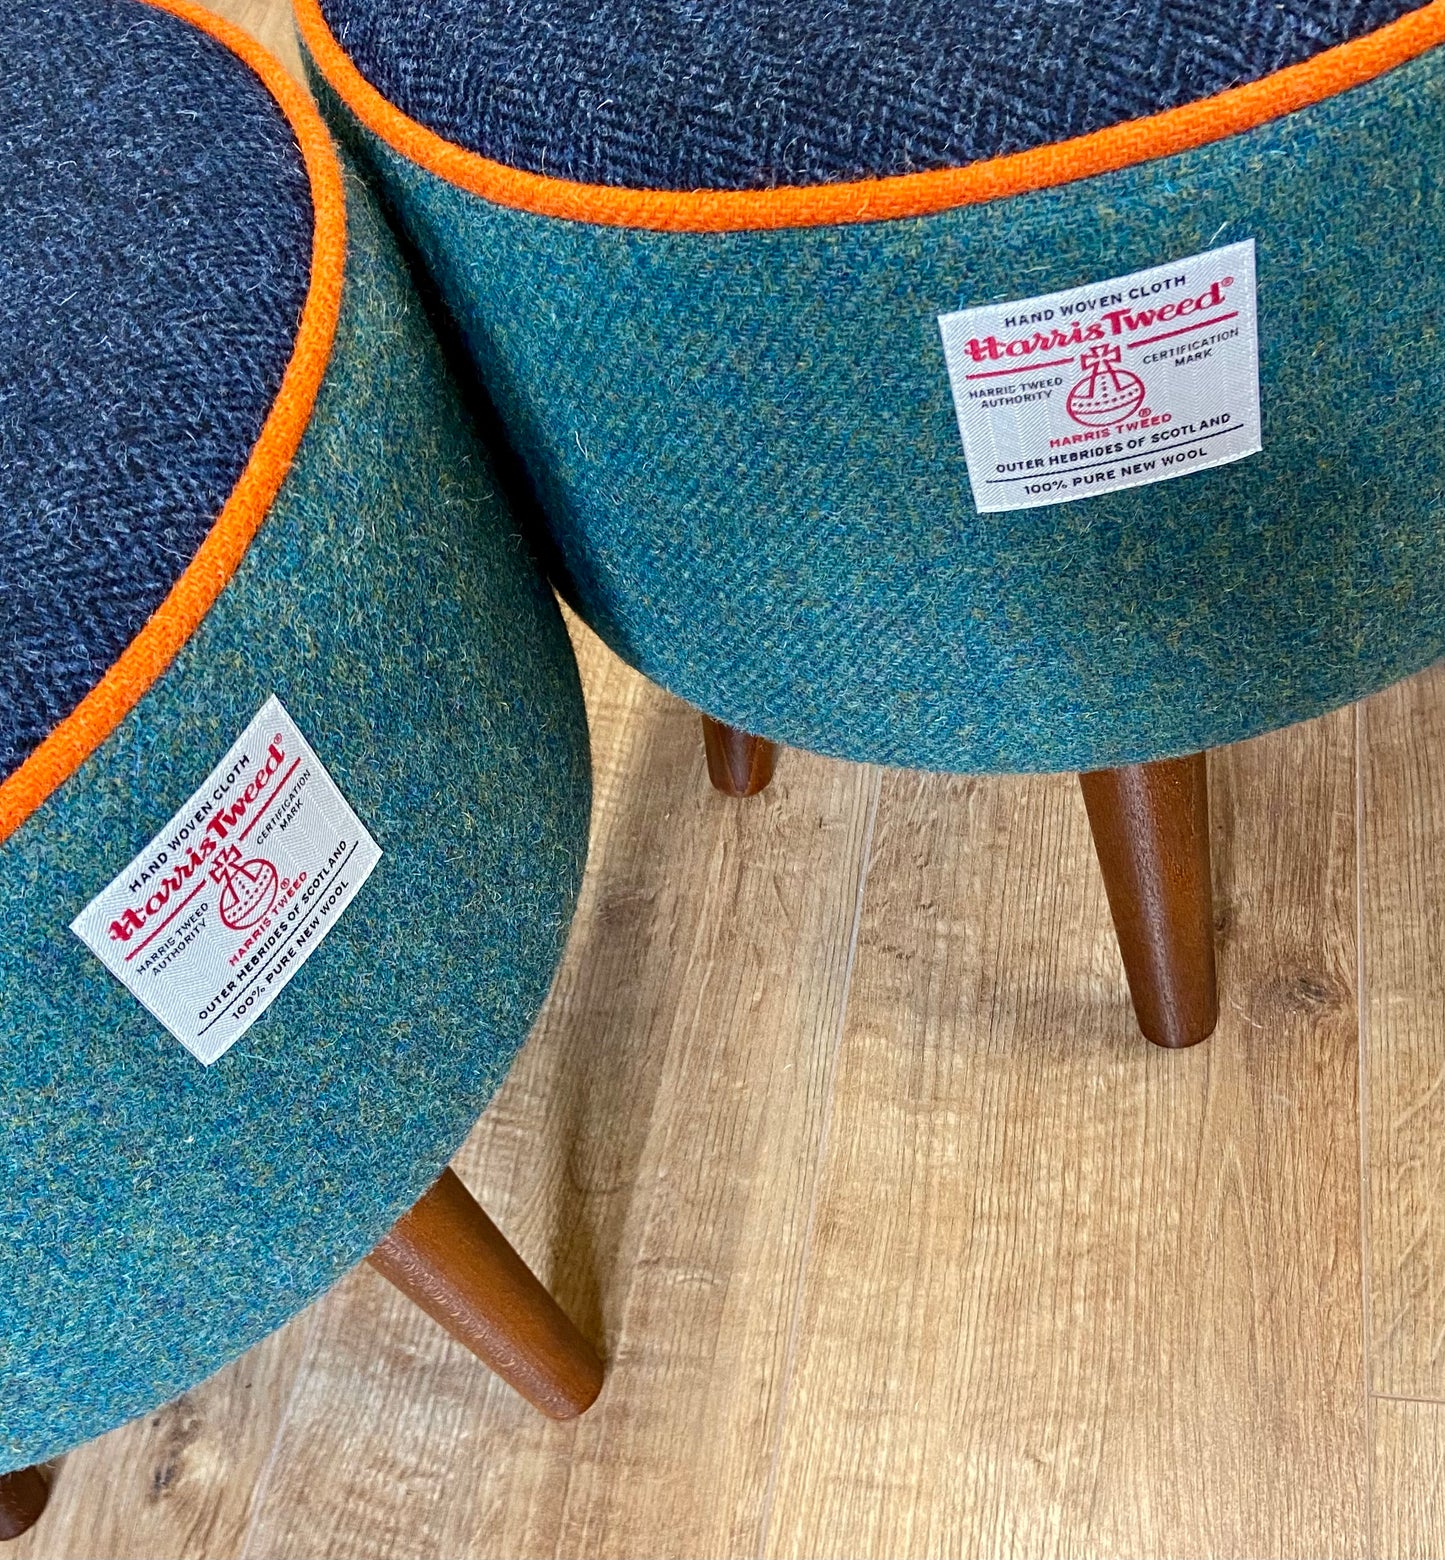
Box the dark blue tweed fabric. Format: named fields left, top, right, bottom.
left=315, top=44, right=1445, bottom=772
left=0, top=0, right=312, bottom=782
left=0, top=169, right=591, bottom=1473
left=316, top=0, right=1421, bottom=189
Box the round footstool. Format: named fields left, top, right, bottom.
left=0, top=0, right=596, bottom=1536
left=297, top=0, right=1445, bottom=1049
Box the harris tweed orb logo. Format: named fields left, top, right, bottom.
left=1067, top=345, right=1147, bottom=427
left=938, top=240, right=1260, bottom=514
left=212, top=846, right=280, bottom=931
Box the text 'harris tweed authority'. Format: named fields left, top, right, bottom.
left=939, top=240, right=1261, bottom=514
left=72, top=696, right=381, bottom=1065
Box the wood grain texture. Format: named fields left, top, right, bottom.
left=701, top=715, right=779, bottom=798
left=1372, top=1397, right=1445, bottom=1559
left=1080, top=754, right=1218, bottom=1048
left=1362, top=668, right=1445, bottom=1399
left=6, top=1319, right=317, bottom=1560
left=0, top=1468, right=49, bottom=1543
left=367, top=1168, right=604, bottom=1421
left=764, top=712, right=1366, bottom=1559
left=203, top=0, right=303, bottom=78
left=236, top=615, right=877, bottom=1558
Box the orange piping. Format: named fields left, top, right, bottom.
left=0, top=0, right=347, bottom=845
left=295, top=0, right=1445, bottom=232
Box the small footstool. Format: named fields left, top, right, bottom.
left=1, top=0, right=597, bottom=1538
left=297, top=0, right=1445, bottom=1048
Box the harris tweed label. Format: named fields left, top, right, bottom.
left=71, top=696, right=381, bottom=1065
left=938, top=240, right=1261, bottom=514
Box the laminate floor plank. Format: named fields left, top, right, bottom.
left=204, top=0, right=303, bottom=78
left=236, top=620, right=876, bottom=1559
left=762, top=715, right=1367, bottom=1559
left=1372, top=1396, right=1445, bottom=1559
left=1361, top=668, right=1445, bottom=1400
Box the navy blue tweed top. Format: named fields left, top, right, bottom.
left=0, top=0, right=312, bottom=783
left=318, top=0, right=1422, bottom=190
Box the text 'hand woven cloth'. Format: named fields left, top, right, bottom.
left=300, top=0, right=1445, bottom=774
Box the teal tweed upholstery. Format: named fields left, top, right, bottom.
left=0, top=105, right=589, bottom=1480
left=309, top=19, right=1445, bottom=773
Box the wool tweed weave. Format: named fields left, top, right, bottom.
left=0, top=0, right=313, bottom=781
left=0, top=129, right=589, bottom=1482
left=310, top=26, right=1445, bottom=773
left=316, top=0, right=1419, bottom=189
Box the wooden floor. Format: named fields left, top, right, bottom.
left=22, top=4, right=1445, bottom=1555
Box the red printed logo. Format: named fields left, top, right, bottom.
left=210, top=846, right=280, bottom=931
left=1066, top=345, right=1147, bottom=427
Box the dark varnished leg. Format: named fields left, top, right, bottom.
left=0, top=1466, right=49, bottom=1542
left=1079, top=753, right=1218, bottom=1049
left=701, top=714, right=778, bottom=797
left=368, top=1168, right=603, bottom=1420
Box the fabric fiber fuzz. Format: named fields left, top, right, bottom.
left=316, top=0, right=1420, bottom=188
left=0, top=0, right=312, bottom=780
left=0, top=168, right=591, bottom=1472
left=313, top=42, right=1445, bottom=772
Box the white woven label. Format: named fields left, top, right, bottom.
left=71, top=696, right=381, bottom=1065
left=938, top=240, right=1261, bottom=513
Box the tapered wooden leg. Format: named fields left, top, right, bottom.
left=1079, top=752, right=1218, bottom=1049
left=0, top=1465, right=49, bottom=1542
left=701, top=714, right=778, bottom=797
left=368, top=1168, right=603, bottom=1420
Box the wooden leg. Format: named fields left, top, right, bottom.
left=701, top=714, right=778, bottom=797
left=368, top=1168, right=603, bottom=1420
left=1079, top=752, right=1218, bottom=1049
left=0, top=1465, right=49, bottom=1542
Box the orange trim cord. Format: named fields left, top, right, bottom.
left=0, top=0, right=347, bottom=845
left=296, top=0, right=1445, bottom=232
